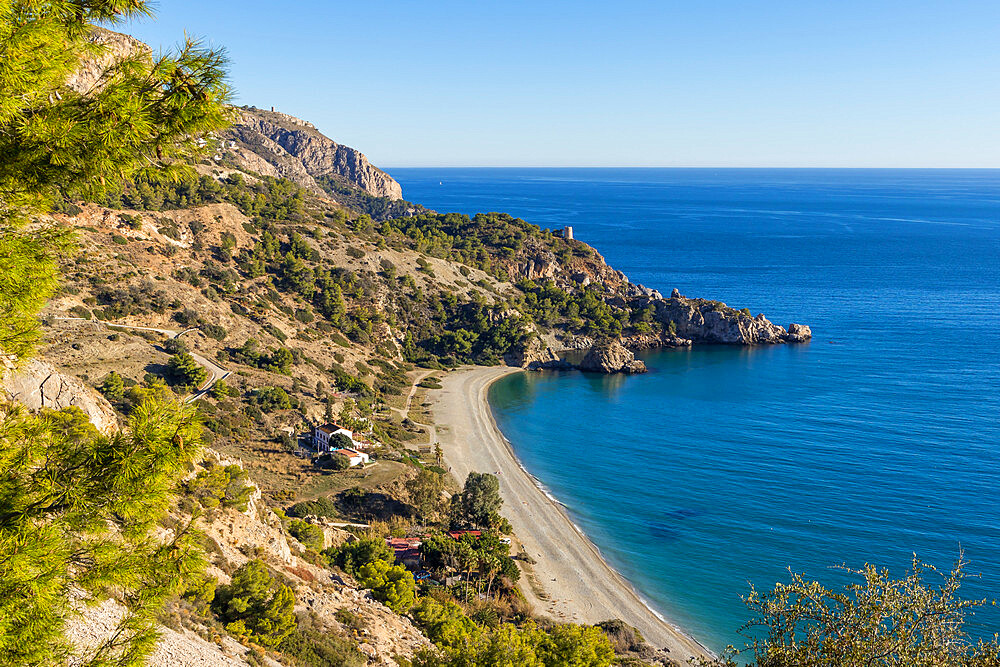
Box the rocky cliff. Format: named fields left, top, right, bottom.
left=650, top=290, right=811, bottom=345
left=224, top=107, right=403, bottom=200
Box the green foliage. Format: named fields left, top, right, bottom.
left=212, top=560, right=297, bottom=647
left=98, top=370, right=125, bottom=401
left=277, top=613, right=365, bottom=667
left=0, top=398, right=204, bottom=664
left=181, top=461, right=253, bottom=512
left=0, top=0, right=231, bottom=215
left=411, top=597, right=484, bottom=650
left=705, top=555, right=1000, bottom=667
left=249, top=386, right=293, bottom=413
left=329, top=431, right=354, bottom=450
left=163, top=337, right=189, bottom=355
left=229, top=338, right=294, bottom=374
left=92, top=170, right=308, bottom=223
left=166, top=352, right=208, bottom=389
left=208, top=377, right=235, bottom=399
left=323, top=537, right=394, bottom=576
left=356, top=558, right=416, bottom=613
left=287, top=519, right=324, bottom=550
left=406, top=468, right=445, bottom=521
left=286, top=495, right=339, bottom=520
left=0, top=223, right=71, bottom=362
left=452, top=472, right=503, bottom=529
left=413, top=621, right=615, bottom=667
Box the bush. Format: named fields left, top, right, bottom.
left=315, top=452, right=351, bottom=470
left=323, top=537, right=393, bottom=576
left=249, top=386, right=292, bottom=412
left=98, top=371, right=125, bottom=401
left=163, top=337, right=189, bottom=354
left=165, top=353, right=207, bottom=390
left=286, top=496, right=338, bottom=520
left=355, top=559, right=415, bottom=612
left=278, top=620, right=365, bottom=667
left=212, top=560, right=296, bottom=647
left=288, top=519, right=324, bottom=550
left=181, top=462, right=254, bottom=512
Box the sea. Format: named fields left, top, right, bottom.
left=388, top=168, right=1000, bottom=653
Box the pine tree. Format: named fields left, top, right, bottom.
left=0, top=0, right=231, bottom=365
left=0, top=2, right=231, bottom=663
left=0, top=399, right=204, bottom=664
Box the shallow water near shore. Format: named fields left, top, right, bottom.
left=391, top=168, right=1000, bottom=652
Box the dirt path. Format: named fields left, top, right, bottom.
left=54, top=316, right=230, bottom=403
left=390, top=369, right=437, bottom=447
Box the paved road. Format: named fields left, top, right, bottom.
left=54, top=316, right=230, bottom=403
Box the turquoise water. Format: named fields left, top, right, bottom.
left=389, top=168, right=1000, bottom=652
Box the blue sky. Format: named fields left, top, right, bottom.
left=123, top=1, right=1000, bottom=167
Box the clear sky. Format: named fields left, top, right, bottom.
left=122, top=1, right=1000, bottom=167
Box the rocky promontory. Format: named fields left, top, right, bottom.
left=647, top=289, right=811, bottom=345
left=224, top=107, right=403, bottom=200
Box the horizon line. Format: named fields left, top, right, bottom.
left=383, top=165, right=1000, bottom=170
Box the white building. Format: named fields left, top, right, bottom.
left=332, top=448, right=370, bottom=467
left=313, top=423, right=353, bottom=452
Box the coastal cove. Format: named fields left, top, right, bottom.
left=396, top=168, right=1000, bottom=654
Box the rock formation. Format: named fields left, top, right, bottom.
left=225, top=107, right=403, bottom=200
left=1, top=354, right=119, bottom=434
left=652, top=296, right=812, bottom=345
left=578, top=340, right=647, bottom=374
left=504, top=337, right=570, bottom=370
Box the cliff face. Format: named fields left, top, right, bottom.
left=224, top=107, right=403, bottom=200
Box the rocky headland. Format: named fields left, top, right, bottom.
left=225, top=107, right=403, bottom=200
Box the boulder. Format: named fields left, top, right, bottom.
left=786, top=323, right=813, bottom=343
left=578, top=341, right=647, bottom=374
left=2, top=355, right=118, bottom=434
left=505, top=337, right=570, bottom=370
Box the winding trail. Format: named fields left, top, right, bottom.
left=54, top=316, right=230, bottom=403
left=390, top=369, right=437, bottom=447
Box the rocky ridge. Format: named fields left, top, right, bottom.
left=224, top=107, right=403, bottom=200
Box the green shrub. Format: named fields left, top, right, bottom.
left=288, top=519, right=324, bottom=550
left=181, top=462, right=254, bottom=512
left=165, top=353, right=207, bottom=389
left=286, top=496, right=338, bottom=520
left=355, top=559, right=415, bottom=612
left=249, top=386, right=292, bottom=413
left=323, top=537, right=393, bottom=576
left=212, top=560, right=296, bottom=647
left=98, top=371, right=125, bottom=401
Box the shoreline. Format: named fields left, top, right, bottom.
left=430, top=365, right=713, bottom=663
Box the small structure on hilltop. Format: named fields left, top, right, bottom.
left=331, top=447, right=369, bottom=467
left=563, top=226, right=574, bottom=240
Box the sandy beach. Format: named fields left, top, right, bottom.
left=431, top=366, right=712, bottom=663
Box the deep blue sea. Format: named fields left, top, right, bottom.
left=388, top=168, right=1000, bottom=653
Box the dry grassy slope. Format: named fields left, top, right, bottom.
left=38, top=191, right=515, bottom=501
left=67, top=451, right=430, bottom=667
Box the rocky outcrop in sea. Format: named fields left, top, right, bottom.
left=579, top=340, right=647, bottom=374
